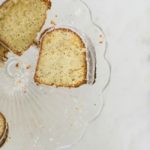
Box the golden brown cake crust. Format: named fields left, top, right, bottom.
left=0, top=124, right=8, bottom=148
left=0, top=112, right=8, bottom=148
left=34, top=28, right=87, bottom=88
left=43, top=0, right=51, bottom=8
left=0, top=44, right=8, bottom=62
left=0, top=112, right=6, bottom=140
left=0, top=0, right=51, bottom=56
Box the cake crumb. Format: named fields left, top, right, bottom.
left=22, top=85, right=27, bottom=93
left=75, top=107, right=81, bottom=112
left=16, top=63, right=19, bottom=68
left=50, top=20, right=56, bottom=26
left=99, top=34, right=103, bottom=38
left=36, top=82, right=40, bottom=86
left=99, top=34, right=104, bottom=44
left=26, top=65, right=31, bottom=69
left=16, top=80, right=21, bottom=84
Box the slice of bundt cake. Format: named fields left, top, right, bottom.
left=35, top=28, right=87, bottom=87
left=0, top=0, right=51, bottom=55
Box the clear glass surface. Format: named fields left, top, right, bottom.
left=0, top=0, right=110, bottom=149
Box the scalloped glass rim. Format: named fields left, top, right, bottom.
left=0, top=0, right=111, bottom=150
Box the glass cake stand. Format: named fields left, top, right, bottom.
left=0, top=0, right=110, bottom=149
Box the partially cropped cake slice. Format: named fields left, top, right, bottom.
left=0, top=0, right=51, bottom=55
left=0, top=112, right=8, bottom=147
left=0, top=45, right=8, bottom=67
left=34, top=28, right=87, bottom=87
left=0, top=45, right=8, bottom=62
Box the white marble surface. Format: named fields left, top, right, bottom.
left=70, top=0, right=150, bottom=150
